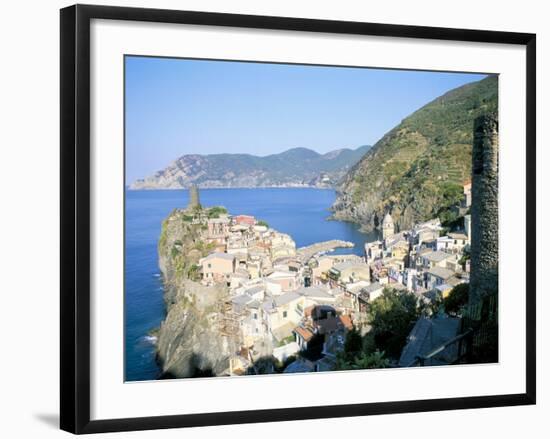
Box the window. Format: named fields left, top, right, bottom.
left=207, top=263, right=211, bottom=268
left=253, top=313, right=257, bottom=320
left=283, top=311, right=287, bottom=318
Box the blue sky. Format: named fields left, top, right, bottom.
left=125, top=56, right=486, bottom=184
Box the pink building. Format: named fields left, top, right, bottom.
left=234, top=215, right=256, bottom=226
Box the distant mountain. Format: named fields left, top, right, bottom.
left=129, top=145, right=371, bottom=189
left=332, top=75, right=498, bottom=231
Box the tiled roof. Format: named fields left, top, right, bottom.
left=339, top=315, right=353, bottom=331
left=294, top=326, right=314, bottom=342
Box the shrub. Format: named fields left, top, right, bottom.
left=443, top=283, right=469, bottom=315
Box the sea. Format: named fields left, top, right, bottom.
left=125, top=187, right=380, bottom=381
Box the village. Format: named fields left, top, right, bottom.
left=182, top=181, right=473, bottom=375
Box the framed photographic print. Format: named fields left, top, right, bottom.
left=60, top=4, right=536, bottom=434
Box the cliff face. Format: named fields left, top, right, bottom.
left=332, top=76, right=498, bottom=231
left=156, top=208, right=231, bottom=378
left=157, top=279, right=230, bottom=377
left=130, top=145, right=371, bottom=190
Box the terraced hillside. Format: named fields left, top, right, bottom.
left=332, top=75, right=498, bottom=231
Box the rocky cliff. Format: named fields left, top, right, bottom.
left=130, top=145, right=371, bottom=190
left=332, top=76, right=498, bottom=231
left=156, top=207, right=231, bottom=378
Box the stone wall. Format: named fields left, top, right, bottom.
left=469, top=114, right=499, bottom=306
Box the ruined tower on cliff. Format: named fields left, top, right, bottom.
left=187, top=184, right=201, bottom=210
left=469, top=114, right=499, bottom=306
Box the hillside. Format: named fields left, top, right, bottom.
left=331, top=75, right=498, bottom=231
left=129, top=145, right=371, bottom=189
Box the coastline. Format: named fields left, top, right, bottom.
left=127, top=185, right=336, bottom=191
left=125, top=187, right=379, bottom=381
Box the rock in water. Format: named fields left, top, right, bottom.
left=157, top=280, right=230, bottom=378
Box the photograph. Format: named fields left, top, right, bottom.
left=124, top=56, right=499, bottom=381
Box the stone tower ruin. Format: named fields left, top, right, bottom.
left=469, top=114, right=499, bottom=306
left=187, top=184, right=201, bottom=210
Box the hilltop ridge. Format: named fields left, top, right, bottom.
left=129, top=145, right=371, bottom=189
left=332, top=75, right=498, bottom=231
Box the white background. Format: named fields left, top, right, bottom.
left=0, top=0, right=547, bottom=437
left=91, top=18, right=527, bottom=420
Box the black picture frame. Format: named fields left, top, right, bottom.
left=60, top=4, right=536, bottom=434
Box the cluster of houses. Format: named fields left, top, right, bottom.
left=196, top=197, right=471, bottom=374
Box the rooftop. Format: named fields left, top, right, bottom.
left=244, top=285, right=265, bottom=295
left=283, top=358, right=315, bottom=374
left=267, top=270, right=295, bottom=279
left=232, top=294, right=253, bottom=306
left=339, top=315, right=353, bottom=331
left=274, top=292, right=301, bottom=307
left=295, top=286, right=334, bottom=299
left=332, top=261, right=368, bottom=272
left=208, top=217, right=230, bottom=224
left=398, top=316, right=461, bottom=367
left=363, top=282, right=383, bottom=293
left=294, top=326, right=314, bottom=342
left=203, top=252, right=235, bottom=261
left=271, top=322, right=296, bottom=342
left=448, top=232, right=468, bottom=240
left=423, top=250, right=453, bottom=262
left=427, top=266, right=455, bottom=280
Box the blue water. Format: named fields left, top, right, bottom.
left=125, top=188, right=380, bottom=381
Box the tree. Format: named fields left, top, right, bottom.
left=368, top=288, right=423, bottom=359
left=257, top=219, right=269, bottom=228
left=335, top=350, right=389, bottom=370
left=443, top=283, right=469, bottom=315
left=207, top=206, right=228, bottom=219
left=343, top=328, right=362, bottom=355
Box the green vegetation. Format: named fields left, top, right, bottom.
left=257, top=219, right=269, bottom=228
left=207, top=206, right=228, bottom=219
left=334, top=327, right=390, bottom=370
left=277, top=335, right=295, bottom=347
left=158, top=209, right=212, bottom=283
left=193, top=240, right=216, bottom=257
left=443, top=283, right=469, bottom=316
left=367, top=288, right=424, bottom=359
left=273, top=355, right=297, bottom=373
left=342, top=75, right=498, bottom=228
left=343, top=327, right=362, bottom=354
left=458, top=248, right=471, bottom=270
left=335, top=350, right=389, bottom=370
left=334, top=288, right=424, bottom=369
left=188, top=264, right=201, bottom=282
left=170, top=246, right=180, bottom=258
